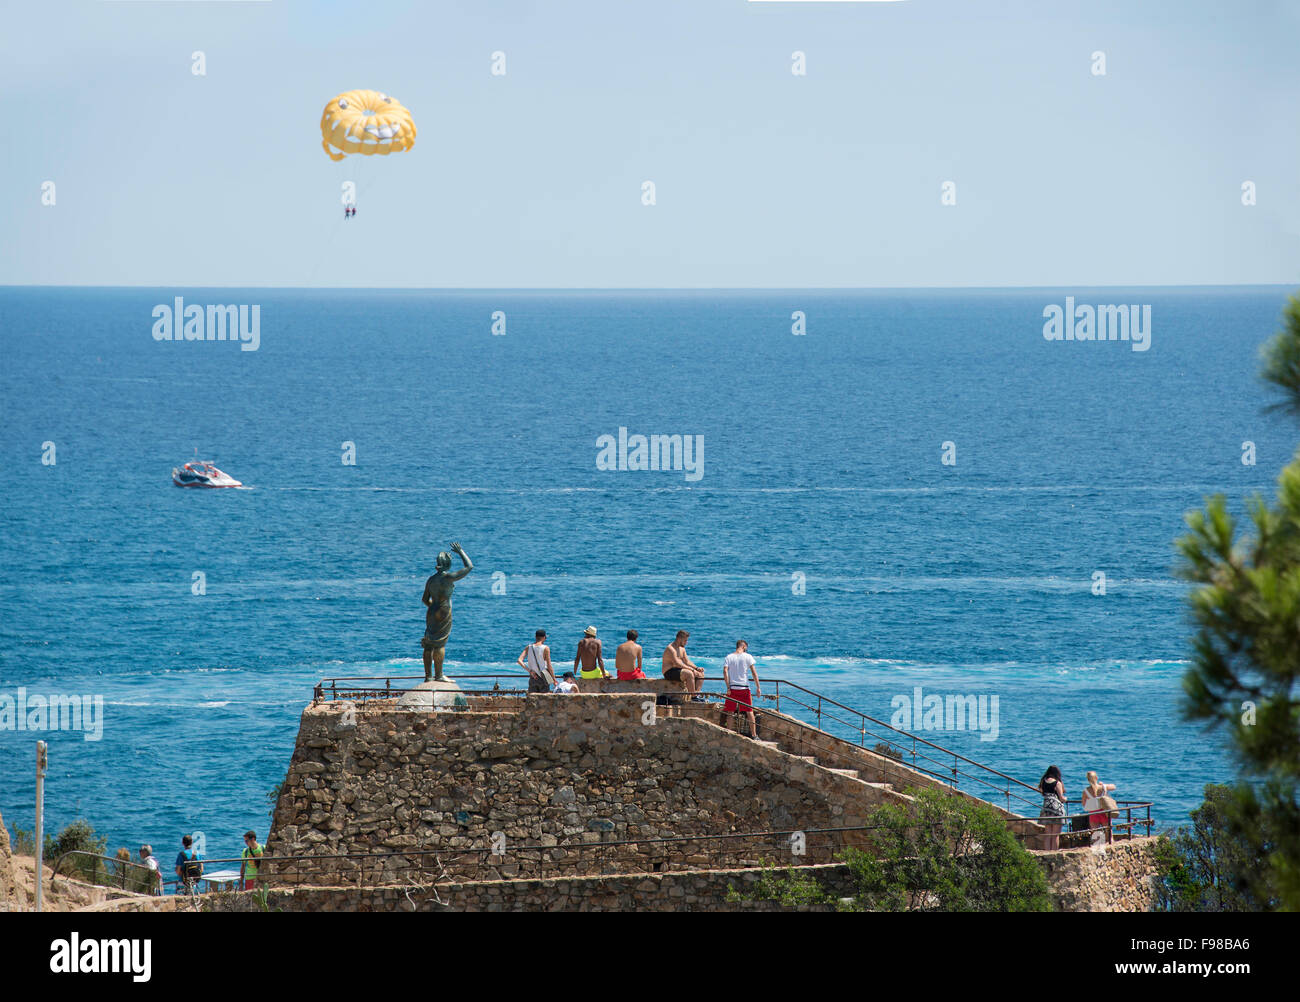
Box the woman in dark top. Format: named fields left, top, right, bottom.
left=1037, top=765, right=1067, bottom=851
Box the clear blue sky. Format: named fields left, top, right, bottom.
left=3, top=0, right=1298, bottom=287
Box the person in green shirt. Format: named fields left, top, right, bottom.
left=240, top=830, right=265, bottom=891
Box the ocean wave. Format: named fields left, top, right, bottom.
left=0, top=573, right=1191, bottom=594
left=256, top=484, right=1270, bottom=495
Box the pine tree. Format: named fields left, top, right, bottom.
left=1177, top=293, right=1300, bottom=910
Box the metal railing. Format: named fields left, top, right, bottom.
left=758, top=679, right=1047, bottom=814
left=1054, top=802, right=1155, bottom=845
left=55, top=827, right=877, bottom=893
left=690, top=689, right=1154, bottom=840
left=57, top=820, right=1084, bottom=894
left=313, top=672, right=528, bottom=702
left=50, top=851, right=165, bottom=896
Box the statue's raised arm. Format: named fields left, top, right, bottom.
left=448, top=542, right=473, bottom=581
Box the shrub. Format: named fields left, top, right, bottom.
left=839, top=787, right=1054, bottom=912
left=873, top=742, right=904, bottom=762
left=45, top=819, right=108, bottom=882
left=727, top=861, right=834, bottom=908
left=10, top=827, right=37, bottom=856
left=739, top=787, right=1054, bottom=912
left=1155, top=783, right=1284, bottom=911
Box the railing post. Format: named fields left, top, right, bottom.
left=34, top=741, right=47, bottom=912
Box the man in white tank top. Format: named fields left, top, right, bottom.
left=516, top=628, right=556, bottom=693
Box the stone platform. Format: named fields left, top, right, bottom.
left=394, top=678, right=469, bottom=710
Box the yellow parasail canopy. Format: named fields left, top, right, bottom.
left=320, top=89, right=416, bottom=161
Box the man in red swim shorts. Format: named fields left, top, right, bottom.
left=722, top=639, right=762, bottom=738
left=616, top=630, right=647, bottom=680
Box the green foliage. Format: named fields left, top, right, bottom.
left=1154, top=784, right=1280, bottom=911
left=7, top=822, right=126, bottom=888
left=1261, top=295, right=1300, bottom=418
left=739, top=788, right=1053, bottom=912
left=252, top=884, right=279, bottom=912
left=10, top=827, right=37, bottom=856
left=727, top=860, right=834, bottom=908
left=1178, top=481, right=1300, bottom=777
left=45, top=819, right=108, bottom=881
left=838, top=787, right=1053, bottom=912
left=1177, top=292, right=1300, bottom=910
left=268, top=781, right=282, bottom=822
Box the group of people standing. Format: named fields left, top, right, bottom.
left=122, top=831, right=266, bottom=895
left=1037, top=766, right=1120, bottom=849
left=514, top=628, right=764, bottom=736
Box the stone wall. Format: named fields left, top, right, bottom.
left=0, top=810, right=16, bottom=909
left=94, top=843, right=1158, bottom=912
left=269, top=694, right=912, bottom=883
left=135, top=863, right=854, bottom=913
left=1034, top=837, right=1160, bottom=912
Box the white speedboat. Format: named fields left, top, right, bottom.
left=172, top=460, right=243, bottom=488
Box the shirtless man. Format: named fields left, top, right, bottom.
left=662, top=630, right=704, bottom=701
left=616, top=630, right=646, bottom=680
left=575, top=626, right=610, bottom=680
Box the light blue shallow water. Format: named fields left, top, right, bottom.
left=0, top=286, right=1293, bottom=860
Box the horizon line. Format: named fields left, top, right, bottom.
left=1, top=282, right=1295, bottom=293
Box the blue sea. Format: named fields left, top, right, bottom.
left=0, top=286, right=1293, bottom=863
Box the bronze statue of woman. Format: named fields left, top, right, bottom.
left=421, top=542, right=473, bottom=681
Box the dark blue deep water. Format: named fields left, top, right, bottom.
left=1, top=286, right=1294, bottom=861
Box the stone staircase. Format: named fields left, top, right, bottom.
left=777, top=748, right=901, bottom=794
left=753, top=734, right=911, bottom=800
left=674, top=699, right=1041, bottom=835
left=455, top=689, right=921, bottom=824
